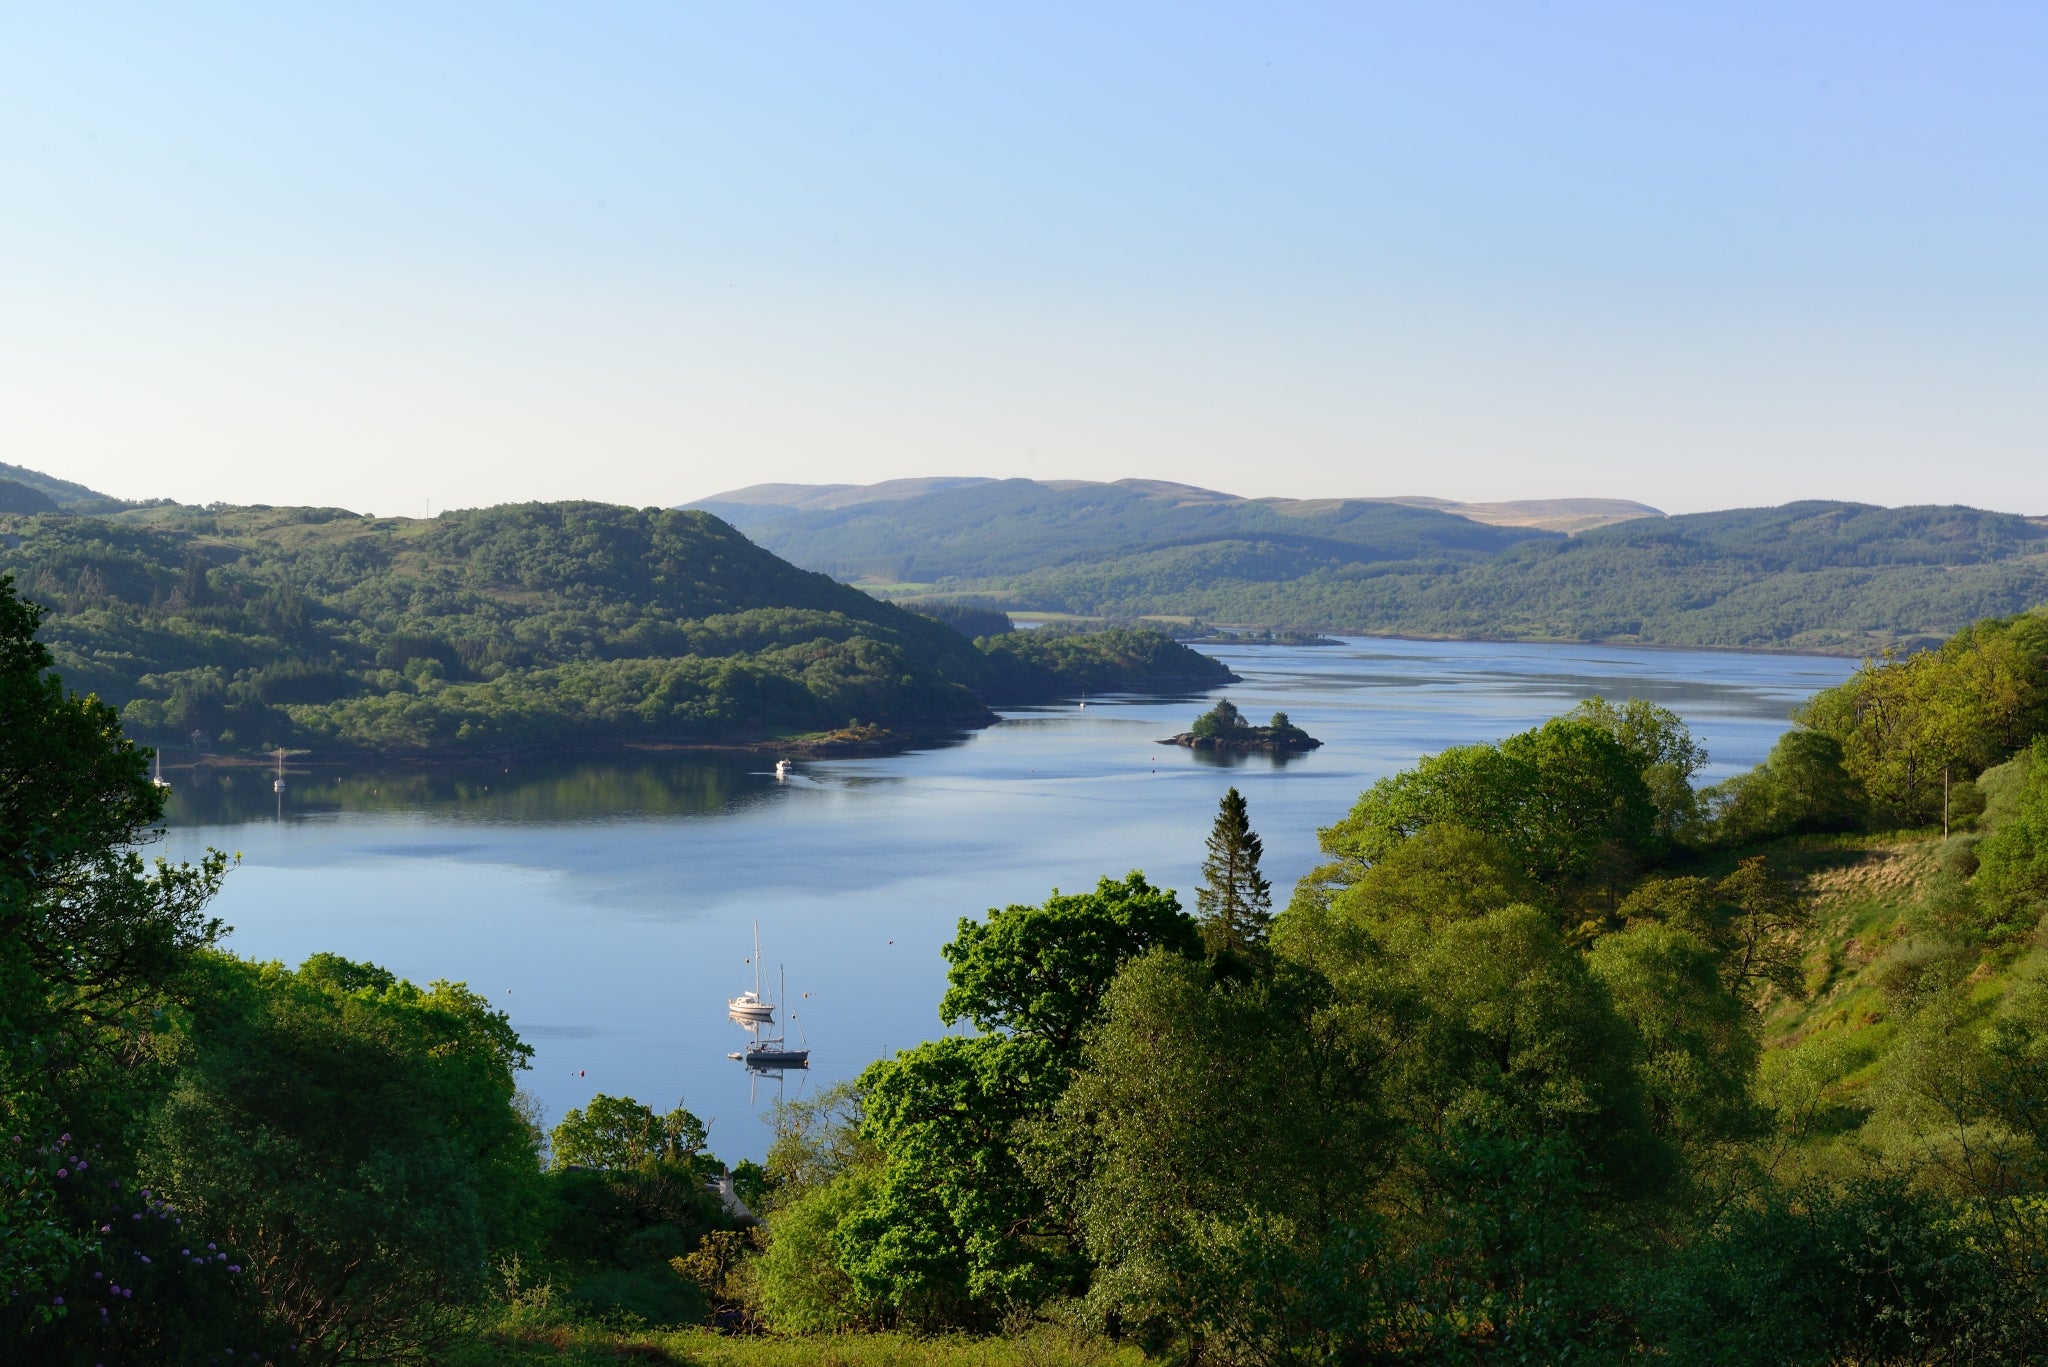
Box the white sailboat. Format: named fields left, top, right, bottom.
left=152, top=752, right=171, bottom=790
left=728, top=922, right=776, bottom=1025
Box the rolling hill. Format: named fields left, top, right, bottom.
left=0, top=493, right=1231, bottom=756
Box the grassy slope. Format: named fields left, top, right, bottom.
left=447, top=1318, right=1140, bottom=1366
left=1689, top=815, right=2035, bottom=1182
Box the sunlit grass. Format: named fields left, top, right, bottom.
left=449, top=1315, right=1145, bottom=1367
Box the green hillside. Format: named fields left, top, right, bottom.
left=957, top=500, right=2048, bottom=653
left=0, top=499, right=1231, bottom=755
left=0, top=460, right=116, bottom=510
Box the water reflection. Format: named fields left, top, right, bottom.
left=160, top=753, right=774, bottom=826
left=1183, top=745, right=1311, bottom=770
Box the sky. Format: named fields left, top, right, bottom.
left=3, top=4, right=2045, bottom=517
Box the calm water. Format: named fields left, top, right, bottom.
left=157, top=637, right=1855, bottom=1159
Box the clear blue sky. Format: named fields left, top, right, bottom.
left=4, top=4, right=2043, bottom=515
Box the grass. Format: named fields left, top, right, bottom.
left=446, top=1313, right=1145, bottom=1367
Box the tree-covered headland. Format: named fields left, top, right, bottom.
left=0, top=501, right=1232, bottom=757
left=7, top=570, right=2048, bottom=1363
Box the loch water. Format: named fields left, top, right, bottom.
left=158, top=637, right=1856, bottom=1158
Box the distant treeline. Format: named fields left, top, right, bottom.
left=0, top=501, right=1232, bottom=754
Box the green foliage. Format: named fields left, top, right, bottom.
left=141, top=951, right=546, bottom=1358
left=841, top=1036, right=1075, bottom=1326
left=1319, top=715, right=1658, bottom=909
left=550, top=1094, right=713, bottom=1175
left=975, top=625, right=1232, bottom=697
left=1587, top=922, right=1762, bottom=1153
left=1975, top=741, right=2048, bottom=940
left=1639, top=1180, right=2048, bottom=1365
left=753, top=1168, right=883, bottom=1333
left=1188, top=696, right=1245, bottom=739
left=1704, top=728, right=1867, bottom=844
left=1321, top=823, right=1549, bottom=936
left=1044, top=952, right=1394, bottom=1357
left=813, top=878, right=1201, bottom=1330
left=1797, top=610, right=2048, bottom=825
left=937, top=873, right=1198, bottom=1055
left=1567, top=696, right=1707, bottom=840
left=1196, top=787, right=1272, bottom=963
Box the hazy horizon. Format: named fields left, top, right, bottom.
left=6, top=6, right=2046, bottom=518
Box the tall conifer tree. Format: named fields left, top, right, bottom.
left=1197, top=786, right=1272, bottom=958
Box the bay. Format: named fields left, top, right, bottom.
left=157, top=636, right=1856, bottom=1159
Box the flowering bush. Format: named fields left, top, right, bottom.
left=0, top=1128, right=289, bottom=1364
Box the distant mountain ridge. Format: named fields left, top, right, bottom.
left=696, top=477, right=1661, bottom=537
left=687, top=477, right=1609, bottom=587
left=687, top=478, right=2048, bottom=654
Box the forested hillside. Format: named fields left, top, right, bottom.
left=0, top=499, right=1229, bottom=755
left=958, top=500, right=2048, bottom=653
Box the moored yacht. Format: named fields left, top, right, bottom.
left=728, top=922, right=777, bottom=1024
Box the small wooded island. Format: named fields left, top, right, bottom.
left=1160, top=697, right=1323, bottom=752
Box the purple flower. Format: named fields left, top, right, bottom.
left=52, top=1296, right=63, bottom=1306
left=181, top=1249, right=190, bottom=1256
left=56, top=1169, right=67, bottom=1178
left=100, top=1224, right=110, bottom=1233
left=140, top=1189, right=151, bottom=1199
left=207, top=1243, right=216, bottom=1250
left=228, top=1265, right=241, bottom=1273
left=60, top=1132, right=71, bottom=1144
left=122, top=1288, right=131, bottom=1298
left=139, top=1255, right=150, bottom=1264
left=93, top=1272, right=103, bottom=1280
